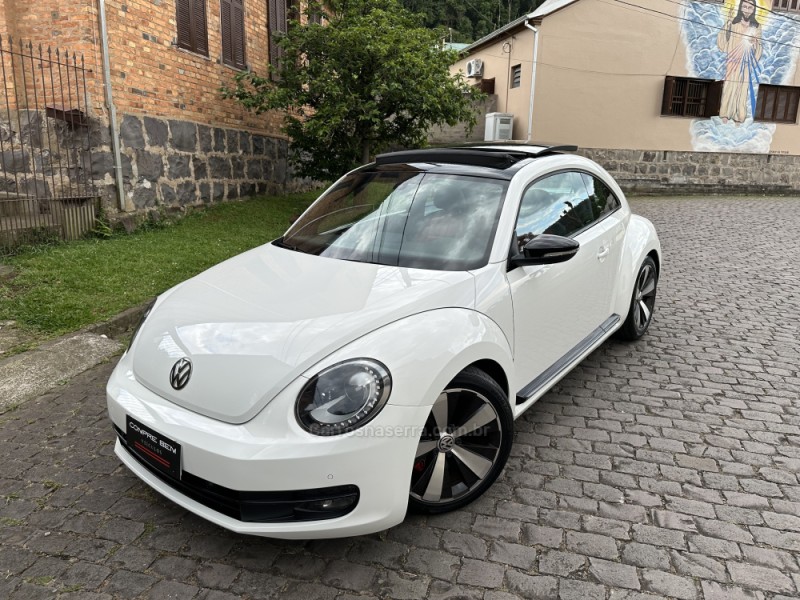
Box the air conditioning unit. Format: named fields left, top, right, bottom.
left=466, top=59, right=484, bottom=78
left=485, top=112, right=514, bottom=141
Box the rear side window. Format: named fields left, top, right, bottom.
left=581, top=174, right=621, bottom=221
left=514, top=171, right=594, bottom=253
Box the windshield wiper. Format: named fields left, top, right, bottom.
left=273, top=237, right=301, bottom=251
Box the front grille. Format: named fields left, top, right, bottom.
left=114, top=426, right=359, bottom=523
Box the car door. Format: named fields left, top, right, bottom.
left=507, top=171, right=617, bottom=401
left=581, top=172, right=626, bottom=313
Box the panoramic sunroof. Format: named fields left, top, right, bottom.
left=375, top=145, right=577, bottom=169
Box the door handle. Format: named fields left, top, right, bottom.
left=597, top=246, right=610, bottom=261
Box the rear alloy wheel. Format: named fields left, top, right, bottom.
left=409, top=367, right=513, bottom=514
left=616, top=256, right=658, bottom=341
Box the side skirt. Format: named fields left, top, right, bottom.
left=515, top=314, right=620, bottom=406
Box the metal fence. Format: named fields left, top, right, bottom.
left=0, top=35, right=97, bottom=254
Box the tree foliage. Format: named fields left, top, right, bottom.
left=398, top=0, right=548, bottom=43
left=224, top=0, right=483, bottom=181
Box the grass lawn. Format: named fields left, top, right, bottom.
left=0, top=191, right=318, bottom=338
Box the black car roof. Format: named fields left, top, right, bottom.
left=369, top=144, right=578, bottom=180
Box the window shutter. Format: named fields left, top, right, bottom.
left=193, top=0, right=209, bottom=55
left=788, top=89, right=799, bottom=123
left=754, top=85, right=800, bottom=123
left=176, top=0, right=193, bottom=51
left=268, top=0, right=279, bottom=31
left=221, top=0, right=246, bottom=69
left=704, top=80, right=723, bottom=118
left=510, top=65, right=521, bottom=89
left=269, top=0, right=287, bottom=74
left=221, top=0, right=233, bottom=66
left=661, top=76, right=675, bottom=116
left=276, top=2, right=288, bottom=33
left=176, top=0, right=208, bottom=55
left=232, top=0, right=246, bottom=69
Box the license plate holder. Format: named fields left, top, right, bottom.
left=126, top=416, right=181, bottom=479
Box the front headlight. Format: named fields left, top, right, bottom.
left=295, top=359, right=392, bottom=436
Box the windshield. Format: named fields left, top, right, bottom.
left=281, top=170, right=508, bottom=271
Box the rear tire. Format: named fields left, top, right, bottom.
left=616, top=256, right=658, bottom=341
left=408, top=367, right=513, bottom=514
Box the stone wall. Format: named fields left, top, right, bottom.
left=430, top=102, right=800, bottom=195
left=428, top=112, right=800, bottom=195
left=579, top=148, right=800, bottom=196
left=0, top=110, right=93, bottom=200
left=91, top=113, right=288, bottom=212
left=1, top=3, right=298, bottom=225
left=0, top=109, right=97, bottom=247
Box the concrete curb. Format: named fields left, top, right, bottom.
left=85, top=298, right=155, bottom=340
left=0, top=298, right=154, bottom=413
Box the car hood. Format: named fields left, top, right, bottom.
left=131, top=244, right=476, bottom=424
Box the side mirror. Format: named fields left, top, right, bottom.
left=510, top=234, right=580, bottom=267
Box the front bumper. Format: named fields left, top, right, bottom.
left=107, top=359, right=430, bottom=539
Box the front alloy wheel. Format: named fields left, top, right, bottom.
left=617, top=255, right=658, bottom=340
left=409, top=367, right=513, bottom=514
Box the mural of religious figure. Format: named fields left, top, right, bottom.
left=716, top=0, right=762, bottom=124
left=680, top=0, right=800, bottom=153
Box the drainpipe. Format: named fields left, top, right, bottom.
left=524, top=20, right=539, bottom=143
left=97, top=0, right=127, bottom=211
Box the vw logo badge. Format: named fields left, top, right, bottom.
left=438, top=434, right=455, bottom=453
left=169, top=357, right=192, bottom=390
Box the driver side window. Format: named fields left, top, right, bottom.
left=514, top=172, right=594, bottom=254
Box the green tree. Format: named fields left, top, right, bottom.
left=224, top=0, right=483, bottom=181
left=400, top=0, right=548, bottom=42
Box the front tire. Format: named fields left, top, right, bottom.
left=616, top=255, right=658, bottom=341
left=408, top=367, right=513, bottom=514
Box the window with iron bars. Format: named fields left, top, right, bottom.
left=661, top=76, right=722, bottom=118
left=773, top=0, right=800, bottom=12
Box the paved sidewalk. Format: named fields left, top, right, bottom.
left=0, top=333, right=122, bottom=412
left=0, top=304, right=148, bottom=411
left=0, top=196, right=799, bottom=599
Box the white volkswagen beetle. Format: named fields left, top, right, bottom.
left=107, top=145, right=661, bottom=539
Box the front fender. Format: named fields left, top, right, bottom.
left=614, top=215, right=662, bottom=319
left=301, top=308, right=514, bottom=410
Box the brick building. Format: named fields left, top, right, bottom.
left=0, top=0, right=299, bottom=215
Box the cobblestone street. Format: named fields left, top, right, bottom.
left=1, top=196, right=799, bottom=599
